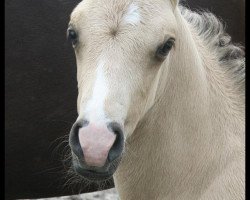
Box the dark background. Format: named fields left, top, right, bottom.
left=5, top=0, right=245, bottom=199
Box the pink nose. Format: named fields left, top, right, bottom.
left=78, top=123, right=117, bottom=167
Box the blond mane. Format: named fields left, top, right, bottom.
left=180, top=5, right=245, bottom=92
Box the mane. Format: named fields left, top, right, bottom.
left=179, top=5, right=245, bottom=93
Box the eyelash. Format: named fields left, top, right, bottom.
left=156, top=38, right=175, bottom=60
left=67, top=28, right=78, bottom=46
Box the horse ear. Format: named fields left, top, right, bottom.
left=170, top=0, right=179, bottom=9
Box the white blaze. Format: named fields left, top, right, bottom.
left=123, top=3, right=141, bottom=26
left=85, top=61, right=108, bottom=122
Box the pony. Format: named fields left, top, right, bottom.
left=67, top=0, right=245, bottom=199
left=5, top=0, right=245, bottom=199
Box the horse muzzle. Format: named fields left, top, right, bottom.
left=69, top=120, right=124, bottom=181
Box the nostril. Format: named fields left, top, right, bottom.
left=69, top=120, right=89, bottom=158
left=79, top=119, right=90, bottom=127
left=107, top=122, right=124, bottom=162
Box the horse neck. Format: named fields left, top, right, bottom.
left=146, top=7, right=244, bottom=148
left=114, top=7, right=244, bottom=199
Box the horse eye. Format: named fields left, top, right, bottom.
left=67, top=29, right=78, bottom=45
left=156, top=38, right=175, bottom=59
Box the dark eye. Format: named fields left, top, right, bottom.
left=156, top=38, right=175, bottom=60
left=67, top=28, right=78, bottom=45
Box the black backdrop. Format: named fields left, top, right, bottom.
left=5, top=0, right=245, bottom=199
